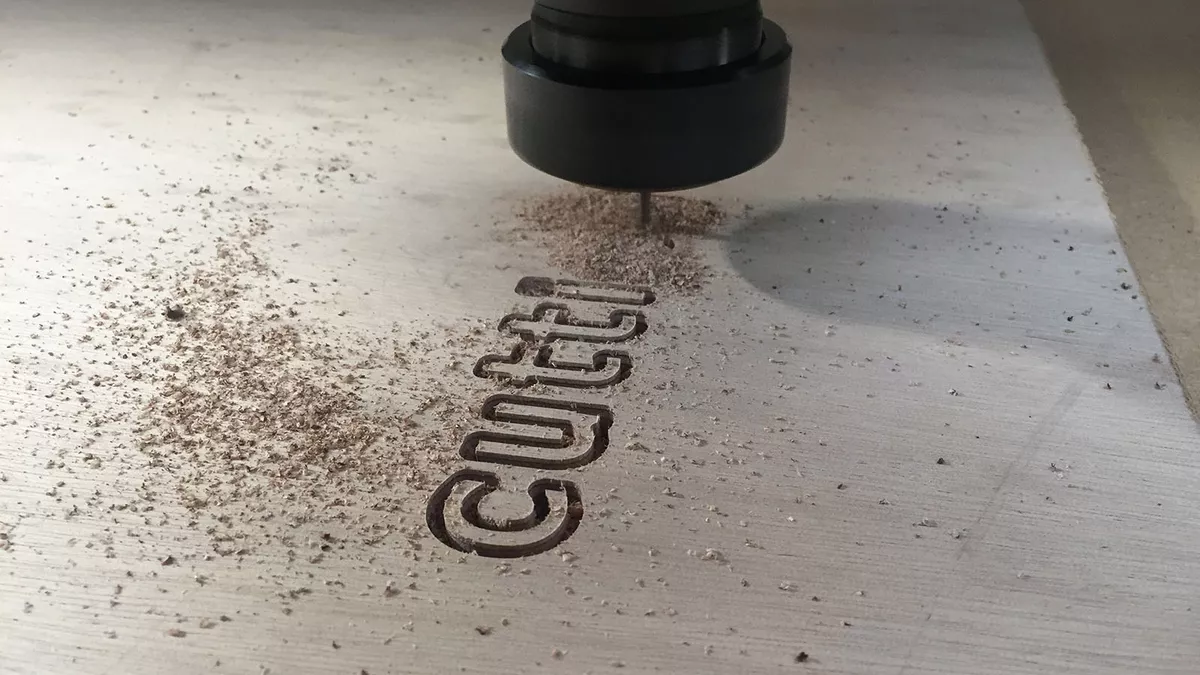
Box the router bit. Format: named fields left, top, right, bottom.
left=502, top=0, right=792, bottom=224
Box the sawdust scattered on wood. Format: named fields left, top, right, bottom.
left=66, top=159, right=497, bottom=562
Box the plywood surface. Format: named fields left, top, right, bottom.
left=2, top=1, right=1198, bottom=674
left=1022, top=0, right=1200, bottom=418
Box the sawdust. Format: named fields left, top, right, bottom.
left=70, top=163, right=494, bottom=558
left=513, top=189, right=730, bottom=292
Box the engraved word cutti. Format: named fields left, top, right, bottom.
left=424, top=276, right=654, bottom=558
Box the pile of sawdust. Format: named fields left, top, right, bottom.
left=514, top=189, right=728, bottom=291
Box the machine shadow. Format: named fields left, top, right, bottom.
left=721, top=198, right=1142, bottom=381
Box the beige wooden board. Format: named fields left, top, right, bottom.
left=2, top=1, right=1198, bottom=674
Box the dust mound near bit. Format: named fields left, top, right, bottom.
left=514, top=189, right=729, bottom=292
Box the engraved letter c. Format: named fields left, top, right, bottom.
left=425, top=468, right=583, bottom=558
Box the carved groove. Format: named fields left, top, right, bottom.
left=460, top=394, right=613, bottom=470
left=425, top=468, right=583, bottom=558
left=514, top=276, right=656, bottom=306
left=424, top=276, right=655, bottom=558
left=499, top=302, right=647, bottom=344
left=474, top=342, right=633, bottom=388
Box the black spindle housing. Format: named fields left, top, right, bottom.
left=502, top=0, right=793, bottom=192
